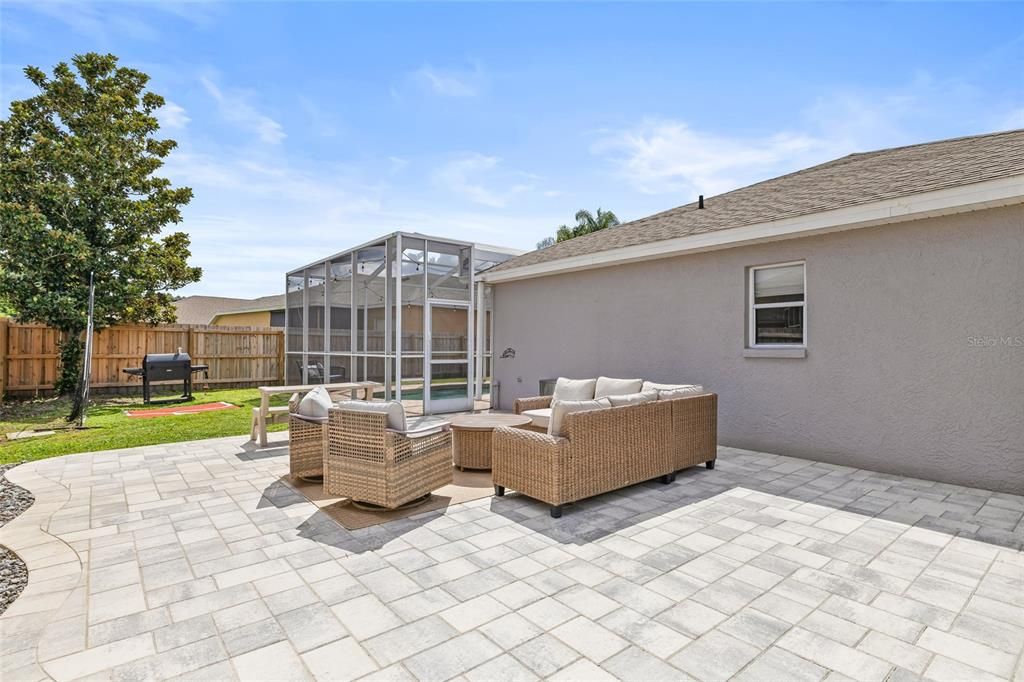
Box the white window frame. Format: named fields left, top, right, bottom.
left=748, top=261, right=806, bottom=349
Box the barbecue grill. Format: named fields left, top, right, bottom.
left=122, top=351, right=209, bottom=404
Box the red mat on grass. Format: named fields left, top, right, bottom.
left=125, top=402, right=238, bottom=418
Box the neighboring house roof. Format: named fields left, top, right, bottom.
left=173, top=294, right=285, bottom=325
left=485, top=129, right=1024, bottom=282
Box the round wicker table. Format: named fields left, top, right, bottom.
left=450, top=413, right=532, bottom=470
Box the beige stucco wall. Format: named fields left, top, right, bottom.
left=492, top=204, right=1024, bottom=494
left=211, top=311, right=272, bottom=327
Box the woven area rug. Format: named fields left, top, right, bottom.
left=286, top=468, right=494, bottom=530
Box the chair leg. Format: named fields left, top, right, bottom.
left=494, top=485, right=505, bottom=497
left=550, top=505, right=563, bottom=518
left=706, top=460, right=716, bottom=470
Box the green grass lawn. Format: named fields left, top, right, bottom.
left=0, top=388, right=292, bottom=464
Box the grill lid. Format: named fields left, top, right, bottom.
left=144, top=352, right=192, bottom=364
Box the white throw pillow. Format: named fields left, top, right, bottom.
left=552, top=377, right=597, bottom=401
left=608, top=390, right=658, bottom=407
left=296, top=385, right=333, bottom=421
left=335, top=399, right=407, bottom=431
left=642, top=381, right=698, bottom=393
left=549, top=397, right=611, bottom=437
left=522, top=408, right=551, bottom=429
left=657, top=385, right=706, bottom=400
left=594, top=376, right=643, bottom=399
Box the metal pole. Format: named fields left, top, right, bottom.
left=77, top=271, right=95, bottom=428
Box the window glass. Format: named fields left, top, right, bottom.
left=754, top=264, right=804, bottom=304
left=754, top=307, right=804, bottom=345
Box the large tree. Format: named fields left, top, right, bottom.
left=0, top=53, right=201, bottom=420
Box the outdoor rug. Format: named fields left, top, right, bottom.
left=125, top=401, right=238, bottom=418
left=286, top=467, right=494, bottom=530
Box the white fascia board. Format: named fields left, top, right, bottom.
left=482, top=175, right=1024, bottom=284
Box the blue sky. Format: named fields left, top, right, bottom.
left=2, top=2, right=1022, bottom=298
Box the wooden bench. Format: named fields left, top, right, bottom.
left=250, top=406, right=290, bottom=441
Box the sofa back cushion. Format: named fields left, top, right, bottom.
left=549, top=397, right=612, bottom=437
left=642, top=381, right=699, bottom=393
left=295, top=385, right=333, bottom=421
left=657, top=385, right=706, bottom=400
left=552, top=377, right=597, bottom=401
left=336, top=399, right=407, bottom=431
left=607, top=390, right=659, bottom=407
left=594, top=376, right=644, bottom=398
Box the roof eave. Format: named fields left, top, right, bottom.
left=481, top=175, right=1024, bottom=284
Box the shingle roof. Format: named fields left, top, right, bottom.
left=490, top=129, right=1024, bottom=273
left=172, top=294, right=285, bottom=325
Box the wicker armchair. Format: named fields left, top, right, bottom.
left=325, top=406, right=453, bottom=509
left=289, top=414, right=328, bottom=481
left=494, top=393, right=717, bottom=517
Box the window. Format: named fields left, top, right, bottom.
left=749, top=262, right=805, bottom=347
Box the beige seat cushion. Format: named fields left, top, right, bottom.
left=549, top=397, right=612, bottom=437
left=657, top=385, right=706, bottom=400
left=522, top=408, right=551, bottom=429
left=642, top=381, right=698, bottom=393
left=403, top=416, right=451, bottom=438
left=296, top=385, right=333, bottom=421
left=594, top=376, right=644, bottom=399
left=336, top=399, right=407, bottom=431
left=608, top=390, right=659, bottom=407
left=552, top=377, right=598, bottom=401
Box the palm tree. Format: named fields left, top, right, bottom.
left=553, top=208, right=621, bottom=244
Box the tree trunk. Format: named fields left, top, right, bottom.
left=57, top=330, right=85, bottom=422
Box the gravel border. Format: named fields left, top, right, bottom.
left=0, top=462, right=34, bottom=615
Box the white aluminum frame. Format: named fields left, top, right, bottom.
left=748, top=260, right=807, bottom=349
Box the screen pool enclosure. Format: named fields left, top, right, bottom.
left=285, top=233, right=519, bottom=414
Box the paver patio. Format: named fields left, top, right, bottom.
left=1, top=433, right=1022, bottom=681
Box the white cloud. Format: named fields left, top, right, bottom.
left=593, top=120, right=826, bottom=197
left=4, top=0, right=218, bottom=42
left=997, top=107, right=1024, bottom=131
left=200, top=74, right=285, bottom=145
left=432, top=153, right=531, bottom=208
left=412, top=63, right=484, bottom=97
left=156, top=100, right=190, bottom=129
left=594, top=75, right=1024, bottom=198
left=298, top=96, right=339, bottom=137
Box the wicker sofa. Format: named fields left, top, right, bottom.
left=494, top=391, right=717, bottom=517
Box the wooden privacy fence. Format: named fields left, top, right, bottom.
left=0, top=319, right=285, bottom=397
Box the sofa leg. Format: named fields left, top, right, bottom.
left=659, top=474, right=672, bottom=484
left=494, top=485, right=505, bottom=497
left=706, top=460, right=716, bottom=470
left=550, top=505, right=563, bottom=518
left=669, top=472, right=677, bottom=482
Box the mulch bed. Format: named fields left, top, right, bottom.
left=0, top=462, right=34, bottom=615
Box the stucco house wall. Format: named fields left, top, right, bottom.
left=211, top=310, right=273, bottom=327
left=491, top=205, right=1024, bottom=494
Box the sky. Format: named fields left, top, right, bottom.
left=2, top=1, right=1023, bottom=298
